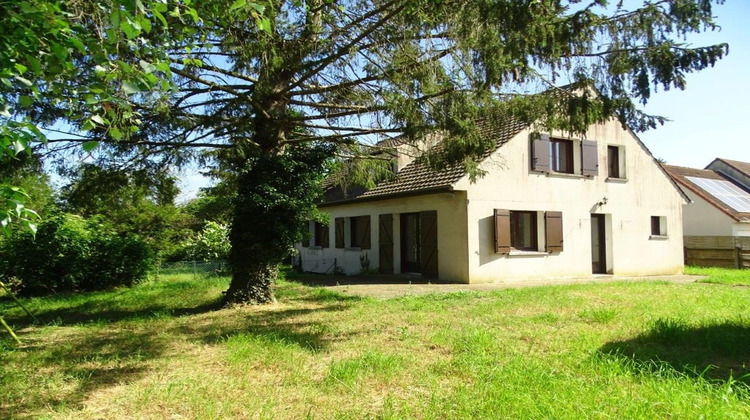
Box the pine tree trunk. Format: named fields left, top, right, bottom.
left=223, top=166, right=280, bottom=306
left=224, top=257, right=277, bottom=305
left=220, top=106, right=331, bottom=305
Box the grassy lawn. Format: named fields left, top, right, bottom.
left=1, top=270, right=750, bottom=419
left=687, top=266, right=750, bottom=286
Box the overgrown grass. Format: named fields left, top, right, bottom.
left=687, top=266, right=750, bottom=286
left=1, top=270, right=749, bottom=418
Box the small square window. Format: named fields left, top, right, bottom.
left=550, top=139, right=574, bottom=174
left=510, top=211, right=538, bottom=251
left=650, top=216, right=667, bottom=237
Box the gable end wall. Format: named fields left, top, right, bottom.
left=457, top=120, right=685, bottom=283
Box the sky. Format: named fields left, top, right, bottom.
left=637, top=1, right=750, bottom=168
left=176, top=1, right=750, bottom=201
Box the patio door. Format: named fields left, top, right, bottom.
left=400, top=211, right=438, bottom=278
left=379, top=214, right=394, bottom=274
left=591, top=214, right=606, bottom=274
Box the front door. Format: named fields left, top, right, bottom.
left=591, top=214, right=606, bottom=274
left=400, top=211, right=438, bottom=277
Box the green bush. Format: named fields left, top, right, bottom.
left=86, top=231, right=153, bottom=290
left=170, top=221, right=230, bottom=262
left=0, top=213, right=153, bottom=296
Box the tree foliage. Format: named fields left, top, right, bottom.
left=0, top=0, right=207, bottom=233
left=174, top=221, right=231, bottom=262
left=5, top=0, right=729, bottom=304
left=0, top=213, right=153, bottom=296
left=0, top=154, right=55, bottom=232
left=60, top=164, right=190, bottom=258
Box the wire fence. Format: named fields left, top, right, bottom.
left=153, top=260, right=228, bottom=281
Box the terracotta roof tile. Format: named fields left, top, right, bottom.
left=663, top=165, right=725, bottom=181
left=323, top=119, right=527, bottom=204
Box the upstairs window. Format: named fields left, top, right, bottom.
left=607, top=146, right=620, bottom=178
left=550, top=139, right=574, bottom=174
left=531, top=134, right=598, bottom=176
left=607, top=145, right=626, bottom=179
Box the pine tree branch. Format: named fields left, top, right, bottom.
left=286, top=0, right=408, bottom=93
left=170, top=66, right=270, bottom=119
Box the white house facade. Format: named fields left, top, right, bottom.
left=296, top=118, right=687, bottom=283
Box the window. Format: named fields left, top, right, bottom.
left=607, top=145, right=626, bottom=179
left=550, top=139, right=574, bottom=174
left=349, top=215, right=371, bottom=249
left=494, top=209, right=564, bottom=254
left=314, top=222, right=329, bottom=247
left=650, top=216, right=667, bottom=237
left=510, top=211, right=538, bottom=250
left=607, top=146, right=620, bottom=178
left=532, top=134, right=598, bottom=176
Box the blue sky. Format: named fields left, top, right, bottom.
left=177, top=1, right=748, bottom=201
left=637, top=1, right=750, bottom=167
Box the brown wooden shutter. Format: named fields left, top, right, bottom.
left=378, top=214, right=394, bottom=274
left=302, top=222, right=310, bottom=247
left=494, top=209, right=511, bottom=254
left=360, top=215, right=371, bottom=249
left=335, top=217, right=344, bottom=248
left=581, top=140, right=598, bottom=176
left=532, top=134, right=550, bottom=172
left=545, top=211, right=563, bottom=253
left=420, top=211, right=438, bottom=278
left=321, top=223, right=330, bottom=248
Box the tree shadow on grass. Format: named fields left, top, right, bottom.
left=1, top=288, right=362, bottom=418
left=598, top=318, right=750, bottom=387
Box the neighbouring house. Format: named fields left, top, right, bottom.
left=295, top=118, right=688, bottom=283
left=664, top=159, right=750, bottom=268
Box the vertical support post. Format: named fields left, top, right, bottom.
left=734, top=244, right=745, bottom=268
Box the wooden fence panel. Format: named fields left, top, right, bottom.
left=684, top=236, right=749, bottom=269
left=684, top=236, right=735, bottom=250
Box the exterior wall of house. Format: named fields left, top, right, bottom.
left=297, top=192, right=470, bottom=282
left=733, top=223, right=750, bottom=237
left=680, top=189, right=735, bottom=236
left=455, top=120, right=686, bottom=283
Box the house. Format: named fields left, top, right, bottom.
left=295, top=118, right=688, bottom=283
left=664, top=159, right=750, bottom=268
